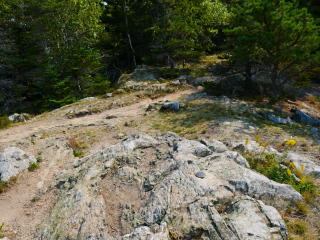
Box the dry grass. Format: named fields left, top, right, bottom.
left=0, top=176, right=17, bottom=193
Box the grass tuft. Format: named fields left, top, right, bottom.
left=0, top=176, right=17, bottom=193
left=31, top=197, right=40, bottom=202
left=28, top=162, right=39, bottom=171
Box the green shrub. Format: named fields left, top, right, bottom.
left=0, top=176, right=17, bottom=193
left=31, top=197, right=40, bottom=202
left=28, top=162, right=39, bottom=171
left=73, top=150, right=84, bottom=158
left=244, top=152, right=319, bottom=199
left=155, top=69, right=182, bottom=80
left=0, top=222, right=4, bottom=238
left=0, top=117, right=10, bottom=130
left=0, top=181, right=9, bottom=193
left=287, top=220, right=308, bottom=235
left=36, top=157, right=43, bottom=163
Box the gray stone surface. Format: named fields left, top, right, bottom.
left=311, top=127, right=319, bottom=134
left=0, top=147, right=36, bottom=181
left=225, top=139, right=320, bottom=179
left=162, top=101, right=179, bottom=111
left=106, top=123, right=119, bottom=131
left=292, top=109, right=320, bottom=125
left=8, top=113, right=29, bottom=123
left=201, top=139, right=228, bottom=153
left=227, top=196, right=287, bottom=240
left=36, top=132, right=298, bottom=239
left=116, top=223, right=168, bottom=240
left=195, top=172, right=206, bottom=179
left=269, top=115, right=292, bottom=124
left=287, top=153, right=320, bottom=179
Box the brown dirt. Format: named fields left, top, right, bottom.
left=99, top=147, right=157, bottom=237
left=0, top=89, right=196, bottom=147
left=0, top=88, right=198, bottom=239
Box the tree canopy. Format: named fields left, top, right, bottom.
left=225, top=0, right=320, bottom=97
left=0, top=0, right=319, bottom=114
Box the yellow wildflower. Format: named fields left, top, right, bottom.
left=255, top=135, right=260, bottom=143
left=277, top=143, right=283, bottom=149
left=301, top=176, right=306, bottom=184
left=264, top=141, right=269, bottom=148
left=287, top=169, right=292, bottom=176
left=301, top=164, right=305, bottom=172
left=245, top=139, right=249, bottom=145
left=290, top=162, right=295, bottom=167
left=285, top=139, right=296, bottom=148
left=259, top=141, right=263, bottom=147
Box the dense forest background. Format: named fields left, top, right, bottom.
left=0, top=0, right=319, bottom=114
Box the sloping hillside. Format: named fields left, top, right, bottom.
left=1, top=66, right=320, bottom=240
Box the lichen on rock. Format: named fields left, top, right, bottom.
left=35, top=132, right=300, bottom=239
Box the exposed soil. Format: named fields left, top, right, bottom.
left=1, top=81, right=320, bottom=238
left=0, top=88, right=197, bottom=239
left=99, top=147, right=157, bottom=237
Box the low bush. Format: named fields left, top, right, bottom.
left=0, top=222, right=4, bottom=238
left=73, top=150, right=84, bottom=158
left=154, top=68, right=182, bottom=80
left=0, top=181, right=9, bottom=193
left=0, top=117, right=10, bottom=130
left=67, top=137, right=85, bottom=158
left=244, top=152, right=318, bottom=199
left=28, top=162, right=39, bottom=171
left=31, top=197, right=40, bottom=202
left=0, top=176, right=17, bottom=193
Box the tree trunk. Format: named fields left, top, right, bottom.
left=169, top=55, right=175, bottom=69
left=244, top=61, right=252, bottom=92
left=123, top=1, right=136, bottom=68
left=271, top=63, right=279, bottom=97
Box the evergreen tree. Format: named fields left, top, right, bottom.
left=2, top=0, right=108, bottom=111
left=225, top=0, right=320, bottom=97
left=100, top=0, right=156, bottom=70
left=151, top=0, right=229, bottom=68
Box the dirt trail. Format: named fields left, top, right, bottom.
left=0, top=88, right=198, bottom=239
left=0, top=89, right=196, bottom=146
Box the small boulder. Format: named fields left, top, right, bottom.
left=106, top=124, right=118, bottom=131
left=8, top=113, right=29, bottom=123
left=162, top=101, right=179, bottom=112
left=170, top=80, right=181, bottom=86
left=269, top=115, right=292, bottom=124
left=105, top=115, right=118, bottom=119
left=201, top=139, right=228, bottom=153
left=102, top=93, right=113, bottom=98
left=195, top=172, right=206, bottom=179
left=117, top=132, right=127, bottom=139
left=125, top=120, right=137, bottom=127
left=177, top=75, right=188, bottom=85
left=292, top=109, right=320, bottom=125
left=116, top=89, right=125, bottom=94
left=311, top=127, right=319, bottom=134
left=0, top=147, right=36, bottom=181
left=75, top=109, right=90, bottom=117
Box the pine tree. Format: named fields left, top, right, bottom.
left=2, top=0, right=108, bottom=111
left=225, top=0, right=320, bottom=97
left=151, top=0, right=229, bottom=68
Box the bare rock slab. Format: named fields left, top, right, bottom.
left=35, top=132, right=300, bottom=239
left=0, top=147, right=36, bottom=181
